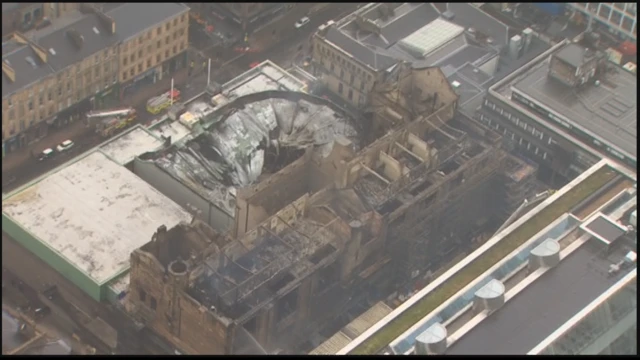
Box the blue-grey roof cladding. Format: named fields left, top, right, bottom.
left=106, top=2, right=188, bottom=42
left=554, top=42, right=591, bottom=68
left=322, top=3, right=508, bottom=73
left=324, top=27, right=397, bottom=71
left=323, top=3, right=440, bottom=71
left=377, top=4, right=440, bottom=47
left=39, top=14, right=120, bottom=74
left=2, top=3, right=189, bottom=98
left=2, top=45, right=56, bottom=97
left=446, top=3, right=509, bottom=46
left=446, top=241, right=634, bottom=355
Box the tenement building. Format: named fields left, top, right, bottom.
left=1, top=3, right=189, bottom=156
left=1, top=3, right=80, bottom=36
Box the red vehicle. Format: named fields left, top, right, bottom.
left=249, top=61, right=261, bottom=69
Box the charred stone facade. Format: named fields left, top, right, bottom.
left=126, top=221, right=236, bottom=354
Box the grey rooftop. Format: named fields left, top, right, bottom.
left=2, top=3, right=189, bottom=98
left=510, top=56, right=637, bottom=159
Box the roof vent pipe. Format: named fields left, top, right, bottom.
left=415, top=323, right=447, bottom=355
left=473, top=279, right=505, bottom=313
left=529, top=238, right=561, bottom=271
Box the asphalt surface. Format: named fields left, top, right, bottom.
left=1, top=4, right=361, bottom=194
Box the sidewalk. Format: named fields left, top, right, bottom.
left=2, top=68, right=191, bottom=175
left=2, top=119, right=92, bottom=173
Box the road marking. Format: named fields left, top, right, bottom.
left=221, top=53, right=245, bottom=68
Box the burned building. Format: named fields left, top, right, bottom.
left=125, top=65, right=535, bottom=354
left=127, top=191, right=385, bottom=354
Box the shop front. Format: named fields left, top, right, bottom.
left=161, top=52, right=187, bottom=76
left=121, top=52, right=187, bottom=99
left=54, top=97, right=92, bottom=128
left=4, top=136, right=18, bottom=155
left=94, top=84, right=120, bottom=109
left=23, top=120, right=49, bottom=146
left=121, top=67, right=158, bottom=100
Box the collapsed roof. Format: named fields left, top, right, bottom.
left=152, top=92, right=363, bottom=216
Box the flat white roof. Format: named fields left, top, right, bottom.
left=148, top=118, right=192, bottom=144
left=99, top=126, right=164, bottom=165
left=223, top=61, right=307, bottom=100
left=399, top=18, right=465, bottom=57
left=2, top=151, right=192, bottom=284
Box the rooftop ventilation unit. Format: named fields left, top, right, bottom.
left=442, top=10, right=455, bottom=21
left=415, top=322, right=447, bottom=355
left=473, top=279, right=505, bottom=313
left=25, top=56, right=37, bottom=67
left=509, top=35, right=522, bottom=60
left=529, top=238, right=561, bottom=271
left=630, top=210, right=637, bottom=228
left=522, top=28, right=533, bottom=52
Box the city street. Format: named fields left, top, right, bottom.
left=2, top=4, right=362, bottom=194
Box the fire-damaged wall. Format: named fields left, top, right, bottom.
left=333, top=93, right=507, bottom=285
left=134, top=157, right=235, bottom=232
left=127, top=187, right=386, bottom=354
left=368, top=63, right=459, bottom=137
left=122, top=62, right=528, bottom=353
left=126, top=221, right=236, bottom=354
left=234, top=150, right=314, bottom=237
left=219, top=191, right=383, bottom=351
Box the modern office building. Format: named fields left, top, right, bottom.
left=477, top=40, right=636, bottom=184
left=567, top=3, right=637, bottom=41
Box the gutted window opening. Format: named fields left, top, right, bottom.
left=410, top=179, right=433, bottom=196
left=316, top=262, right=340, bottom=293
left=466, top=143, right=485, bottom=157
left=309, top=244, right=337, bottom=264
left=244, top=315, right=259, bottom=338
left=139, top=289, right=147, bottom=303
left=276, top=288, right=299, bottom=323
left=452, top=172, right=464, bottom=187
left=268, top=273, right=296, bottom=294
left=378, top=198, right=403, bottom=214
left=423, top=192, right=437, bottom=208
left=150, top=296, right=157, bottom=310
left=360, top=230, right=374, bottom=245
left=262, top=142, right=305, bottom=175
left=439, top=160, right=461, bottom=176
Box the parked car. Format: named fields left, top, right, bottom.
left=56, top=140, right=74, bottom=152
left=294, top=17, right=310, bottom=29
left=38, top=148, right=55, bottom=161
